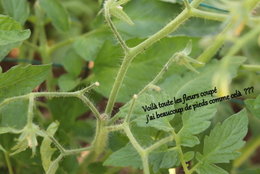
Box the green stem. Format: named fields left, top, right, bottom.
left=138, top=55, right=176, bottom=95
left=124, top=94, right=138, bottom=123
left=28, top=2, right=41, bottom=60
left=106, top=124, right=124, bottom=132
left=191, top=8, right=227, bottom=21
left=104, top=0, right=129, bottom=52
left=145, top=135, right=174, bottom=153
left=64, top=146, right=92, bottom=156
left=49, top=38, right=75, bottom=54
left=105, top=55, right=132, bottom=116
left=174, top=131, right=190, bottom=174
left=141, top=153, right=150, bottom=174
left=130, top=9, right=190, bottom=58
left=196, top=20, right=233, bottom=63
left=123, top=124, right=144, bottom=154
left=47, top=154, right=63, bottom=173
left=24, top=41, right=39, bottom=52
left=4, top=152, right=14, bottom=174
left=225, top=26, right=260, bottom=58
left=241, top=64, right=260, bottom=72
left=92, top=120, right=108, bottom=157
left=78, top=95, right=102, bottom=121
left=27, top=94, right=35, bottom=127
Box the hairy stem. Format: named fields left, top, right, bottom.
left=141, top=153, right=150, bottom=174
left=4, top=152, right=14, bottom=174
left=196, top=20, right=234, bottom=63
left=92, top=120, right=108, bottom=157
left=104, top=0, right=129, bottom=52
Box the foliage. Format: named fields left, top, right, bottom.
left=0, top=0, right=260, bottom=174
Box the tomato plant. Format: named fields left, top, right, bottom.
left=0, top=0, right=260, bottom=174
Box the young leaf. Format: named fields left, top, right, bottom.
left=195, top=109, right=248, bottom=174
left=40, top=122, right=59, bottom=173
left=39, top=0, right=70, bottom=32
left=1, top=0, right=30, bottom=25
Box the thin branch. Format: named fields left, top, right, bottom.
left=123, top=124, right=144, bottom=154
left=145, top=135, right=174, bottom=153
left=141, top=153, right=150, bottom=174
left=104, top=0, right=129, bottom=52
left=106, top=124, right=124, bottom=132
left=138, top=55, right=176, bottom=95
left=241, top=64, right=260, bottom=72
left=191, top=8, right=227, bottom=21
left=4, top=152, right=14, bottom=174
left=225, top=26, right=260, bottom=58
left=124, top=94, right=138, bottom=123
left=196, top=20, right=234, bottom=63
left=78, top=95, right=102, bottom=121
left=27, top=94, right=35, bottom=126
left=64, top=146, right=92, bottom=156
left=44, top=132, right=66, bottom=154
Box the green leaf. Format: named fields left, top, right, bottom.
left=58, top=74, right=80, bottom=92
left=184, top=151, right=194, bottom=162
left=0, top=15, right=31, bottom=61
left=150, top=148, right=180, bottom=172
left=195, top=109, right=248, bottom=174
left=73, top=29, right=112, bottom=61
left=115, top=89, right=175, bottom=132
left=0, top=15, right=22, bottom=30
left=0, top=100, right=28, bottom=129
left=40, top=122, right=59, bottom=173
left=1, top=0, right=30, bottom=24
left=88, top=162, right=108, bottom=174
left=245, top=95, right=260, bottom=119
left=0, top=30, right=31, bottom=45
left=61, top=48, right=84, bottom=76
left=103, top=143, right=142, bottom=169
left=73, top=37, right=104, bottom=61
left=39, top=0, right=70, bottom=32
left=178, top=103, right=218, bottom=147
left=0, top=65, right=51, bottom=102
left=48, top=97, right=88, bottom=132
